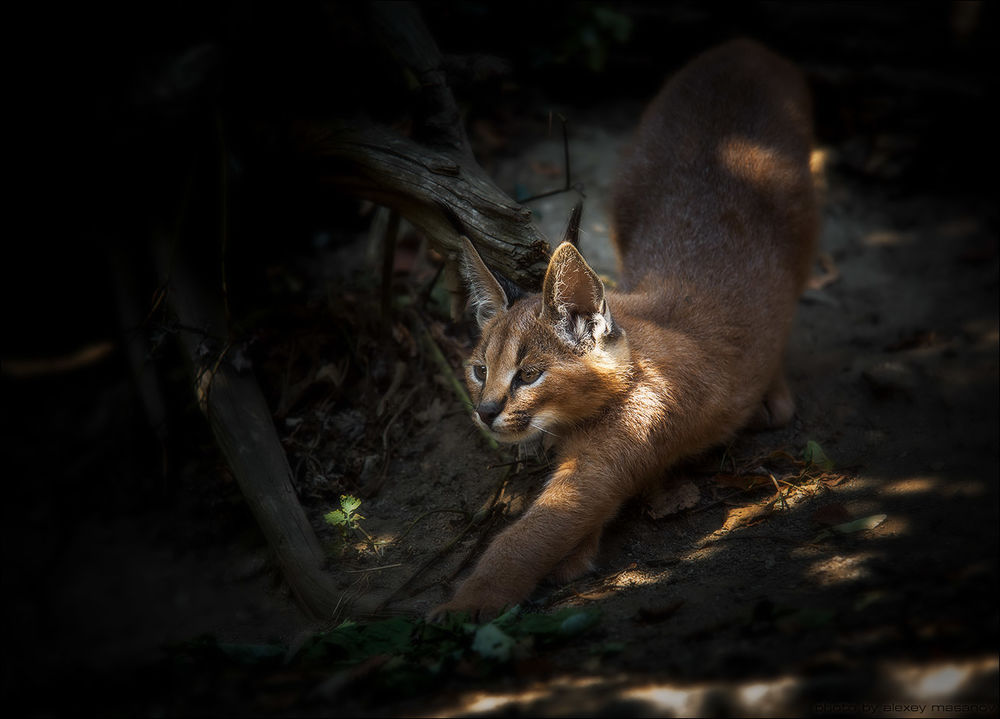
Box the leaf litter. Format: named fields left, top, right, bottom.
left=673, top=440, right=863, bottom=536
left=167, top=605, right=603, bottom=699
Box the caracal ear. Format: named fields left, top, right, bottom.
left=459, top=236, right=509, bottom=328
left=562, top=200, right=583, bottom=248
left=541, top=242, right=616, bottom=350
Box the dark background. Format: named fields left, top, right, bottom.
left=3, top=2, right=996, bottom=715
left=8, top=1, right=996, bottom=352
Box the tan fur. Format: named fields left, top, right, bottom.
left=432, top=40, right=818, bottom=619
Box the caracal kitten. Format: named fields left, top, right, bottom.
left=432, top=39, right=818, bottom=619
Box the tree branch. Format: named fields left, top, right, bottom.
left=306, top=123, right=550, bottom=288
left=300, top=1, right=551, bottom=290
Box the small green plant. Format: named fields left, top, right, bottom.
left=324, top=494, right=379, bottom=555
left=802, top=440, right=834, bottom=471
left=324, top=494, right=364, bottom=538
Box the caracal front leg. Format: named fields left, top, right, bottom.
left=550, top=530, right=602, bottom=583
left=429, top=460, right=624, bottom=621
left=748, top=369, right=796, bottom=430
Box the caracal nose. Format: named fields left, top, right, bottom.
left=476, top=400, right=503, bottom=427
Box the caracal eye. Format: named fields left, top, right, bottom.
left=472, top=364, right=488, bottom=382
left=516, top=367, right=542, bottom=385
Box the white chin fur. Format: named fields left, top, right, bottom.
left=490, top=427, right=538, bottom=445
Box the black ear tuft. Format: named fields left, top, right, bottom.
left=563, top=201, right=583, bottom=248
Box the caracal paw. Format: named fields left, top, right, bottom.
left=427, top=577, right=523, bottom=624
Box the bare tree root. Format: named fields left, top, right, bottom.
left=153, top=228, right=357, bottom=620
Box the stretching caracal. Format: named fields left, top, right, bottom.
left=433, top=39, right=818, bottom=619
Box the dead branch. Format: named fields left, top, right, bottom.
left=153, top=228, right=355, bottom=620
left=306, top=123, right=550, bottom=289
left=299, top=1, right=551, bottom=289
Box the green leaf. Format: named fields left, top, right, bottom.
left=472, top=623, right=516, bottom=662
left=831, top=513, right=887, bottom=535
left=507, top=607, right=601, bottom=643
left=803, top=440, right=834, bottom=471
left=340, top=495, right=362, bottom=514
left=297, top=616, right=416, bottom=665
left=490, top=604, right=522, bottom=630
left=324, top=509, right=347, bottom=526
left=559, top=610, right=599, bottom=637
left=812, top=513, right=887, bottom=542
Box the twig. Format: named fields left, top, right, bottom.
left=377, top=361, right=407, bottom=418
left=768, top=472, right=789, bottom=510
left=352, top=523, right=385, bottom=558
left=518, top=113, right=585, bottom=204
left=373, top=510, right=482, bottom=612
left=673, top=489, right=744, bottom=517
left=380, top=210, right=401, bottom=330
left=418, top=261, right=446, bottom=311
left=444, top=503, right=506, bottom=583
left=375, top=464, right=514, bottom=610
left=390, top=508, right=470, bottom=546
left=345, top=564, right=404, bottom=574
left=363, top=384, right=419, bottom=497
left=382, top=385, right=417, bottom=453
left=441, top=465, right=515, bottom=583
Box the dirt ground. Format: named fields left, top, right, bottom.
left=3, top=3, right=997, bottom=717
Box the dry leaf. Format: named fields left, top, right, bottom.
left=414, top=397, right=447, bottom=425
left=714, top=473, right=771, bottom=491
left=646, top=481, right=700, bottom=519
left=722, top=503, right=771, bottom=531
left=819, top=473, right=849, bottom=487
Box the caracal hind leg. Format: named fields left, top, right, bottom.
left=748, top=370, right=796, bottom=430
